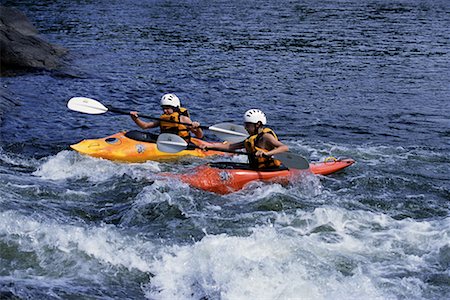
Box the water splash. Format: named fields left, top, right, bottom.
left=33, top=150, right=160, bottom=182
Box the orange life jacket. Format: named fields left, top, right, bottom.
left=244, top=128, right=282, bottom=169
left=159, top=110, right=190, bottom=140
left=179, top=107, right=190, bottom=118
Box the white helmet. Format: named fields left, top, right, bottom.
left=160, top=93, right=180, bottom=108
left=244, top=109, right=267, bottom=125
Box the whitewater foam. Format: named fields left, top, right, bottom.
left=33, top=150, right=160, bottom=182
left=144, top=207, right=450, bottom=299
left=0, top=210, right=154, bottom=273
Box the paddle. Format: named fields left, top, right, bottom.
left=67, top=97, right=248, bottom=142
left=156, top=133, right=310, bottom=170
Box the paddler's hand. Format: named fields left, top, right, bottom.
left=191, top=121, right=200, bottom=129
left=256, top=150, right=271, bottom=158
left=198, top=144, right=208, bottom=151
left=130, top=111, right=139, bottom=120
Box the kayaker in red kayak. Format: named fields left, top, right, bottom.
left=200, top=109, right=289, bottom=169
left=130, top=93, right=203, bottom=141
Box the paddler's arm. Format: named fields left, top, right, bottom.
left=180, top=115, right=204, bottom=139
left=255, top=133, right=289, bottom=157
left=130, top=111, right=159, bottom=129
left=199, top=141, right=245, bottom=151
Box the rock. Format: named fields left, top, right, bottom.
left=0, top=6, right=69, bottom=126
left=0, top=6, right=67, bottom=72
left=0, top=5, right=38, bottom=37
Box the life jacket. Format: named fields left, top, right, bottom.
left=159, top=110, right=190, bottom=140
left=179, top=107, right=190, bottom=118
left=244, top=128, right=282, bottom=169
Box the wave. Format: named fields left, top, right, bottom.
left=33, top=150, right=160, bottom=182
left=145, top=208, right=450, bottom=299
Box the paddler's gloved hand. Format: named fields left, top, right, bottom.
left=191, top=121, right=200, bottom=128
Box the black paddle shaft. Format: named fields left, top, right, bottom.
left=200, top=145, right=273, bottom=157
left=203, top=146, right=248, bottom=155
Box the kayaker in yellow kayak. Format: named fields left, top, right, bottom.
left=130, top=93, right=203, bottom=141
left=201, top=109, right=289, bottom=169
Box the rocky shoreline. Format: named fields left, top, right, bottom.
left=0, top=5, right=67, bottom=125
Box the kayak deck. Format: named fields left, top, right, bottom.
left=70, top=131, right=226, bottom=163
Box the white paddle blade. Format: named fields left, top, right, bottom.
left=156, top=133, right=188, bottom=153
left=67, top=97, right=109, bottom=114
left=274, top=152, right=310, bottom=170
left=209, top=122, right=248, bottom=143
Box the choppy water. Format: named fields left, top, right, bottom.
left=1, top=0, right=449, bottom=299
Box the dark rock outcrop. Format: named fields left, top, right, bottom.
left=0, top=6, right=69, bottom=126
left=0, top=6, right=67, bottom=73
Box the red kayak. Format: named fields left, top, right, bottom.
left=176, top=158, right=355, bottom=194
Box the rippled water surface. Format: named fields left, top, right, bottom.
left=1, top=0, right=449, bottom=299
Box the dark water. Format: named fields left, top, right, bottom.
left=1, top=0, right=449, bottom=299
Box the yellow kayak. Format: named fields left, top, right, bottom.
left=70, top=130, right=227, bottom=163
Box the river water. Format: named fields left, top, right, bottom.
left=1, top=0, right=449, bottom=299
